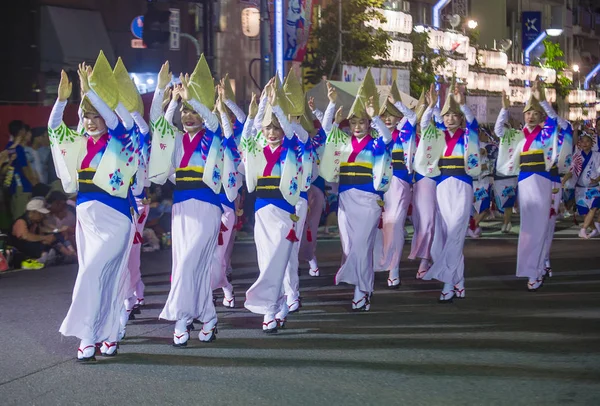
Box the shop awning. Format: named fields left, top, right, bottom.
left=40, top=6, right=115, bottom=72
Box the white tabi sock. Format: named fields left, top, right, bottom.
left=308, top=258, right=318, bottom=270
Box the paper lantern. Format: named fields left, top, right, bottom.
left=241, top=8, right=260, bottom=37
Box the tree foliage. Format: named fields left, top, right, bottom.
left=537, top=39, right=573, bottom=100
left=408, top=31, right=447, bottom=99
left=302, top=0, right=392, bottom=84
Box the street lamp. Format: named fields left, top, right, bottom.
left=467, top=20, right=478, bottom=29
left=433, top=0, right=451, bottom=29
left=524, top=28, right=563, bottom=86
left=584, top=63, right=600, bottom=90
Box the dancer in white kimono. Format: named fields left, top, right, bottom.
left=492, top=118, right=519, bottom=234
left=241, top=81, right=305, bottom=333
left=563, top=131, right=600, bottom=238
left=211, top=76, right=245, bottom=308
left=373, top=80, right=416, bottom=288
left=319, top=69, right=392, bottom=311
left=542, top=118, right=573, bottom=276
left=495, top=81, right=560, bottom=291
left=50, top=53, right=138, bottom=361
left=305, top=96, right=337, bottom=277
left=148, top=58, right=238, bottom=346
left=410, top=92, right=438, bottom=279
left=415, top=81, right=481, bottom=302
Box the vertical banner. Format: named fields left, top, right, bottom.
left=285, top=0, right=314, bottom=62
left=522, top=11, right=542, bottom=51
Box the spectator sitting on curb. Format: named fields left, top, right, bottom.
left=10, top=199, right=77, bottom=269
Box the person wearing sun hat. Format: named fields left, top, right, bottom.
left=415, top=78, right=481, bottom=303
left=319, top=68, right=393, bottom=312
left=148, top=56, right=239, bottom=346
left=240, top=78, right=306, bottom=333
left=10, top=198, right=53, bottom=270
left=48, top=51, right=139, bottom=361
left=495, top=80, right=561, bottom=292
left=372, top=80, right=417, bottom=289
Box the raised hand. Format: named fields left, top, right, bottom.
left=308, top=96, right=316, bottom=111
left=78, top=63, right=91, bottom=94
left=157, top=61, right=171, bottom=90
left=454, top=84, right=465, bottom=106
left=334, top=106, right=344, bottom=124
left=249, top=93, right=258, bottom=119
left=327, top=81, right=337, bottom=103
left=268, top=83, right=278, bottom=107
left=365, top=96, right=375, bottom=118
left=162, top=87, right=172, bottom=110
left=427, top=83, right=438, bottom=108
left=179, top=73, right=190, bottom=101
left=58, top=70, right=72, bottom=102
left=388, top=93, right=396, bottom=105
left=501, top=90, right=510, bottom=109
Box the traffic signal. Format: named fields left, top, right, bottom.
left=142, top=3, right=171, bottom=48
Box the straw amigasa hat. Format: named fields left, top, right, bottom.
left=81, top=50, right=119, bottom=115
left=522, top=93, right=544, bottom=114
left=282, top=71, right=305, bottom=117
left=378, top=79, right=402, bottom=118
left=113, top=57, right=143, bottom=114
left=440, top=77, right=462, bottom=117
left=347, top=67, right=379, bottom=120
left=184, top=53, right=215, bottom=111
left=414, top=88, right=427, bottom=123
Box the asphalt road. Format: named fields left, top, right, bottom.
left=1, top=237, right=599, bottom=406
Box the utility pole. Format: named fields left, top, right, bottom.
left=338, top=0, right=343, bottom=79
left=260, top=0, right=272, bottom=88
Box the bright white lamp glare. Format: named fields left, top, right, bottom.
left=467, top=20, right=478, bottom=29
left=147, top=78, right=155, bottom=85
left=414, top=25, right=425, bottom=33
left=545, top=28, right=563, bottom=37
left=573, top=64, right=580, bottom=73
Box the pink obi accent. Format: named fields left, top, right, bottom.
left=392, top=128, right=400, bottom=143
left=348, top=135, right=371, bottom=163
left=263, top=145, right=283, bottom=176
left=443, top=128, right=464, bottom=157
left=81, top=133, right=109, bottom=169
left=522, top=126, right=542, bottom=152
left=180, top=130, right=205, bottom=168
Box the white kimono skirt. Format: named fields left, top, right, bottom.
left=283, top=196, right=308, bottom=305
left=516, top=174, right=551, bottom=279
left=125, top=199, right=149, bottom=307
left=299, top=185, right=326, bottom=263
left=210, top=202, right=237, bottom=292
left=375, top=176, right=412, bottom=273
left=424, top=177, right=472, bottom=285
left=335, top=189, right=381, bottom=293
left=245, top=204, right=295, bottom=315
left=160, top=199, right=221, bottom=323
left=60, top=201, right=134, bottom=343
left=409, top=176, right=436, bottom=261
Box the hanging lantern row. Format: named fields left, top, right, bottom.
left=477, top=49, right=508, bottom=71
left=437, top=58, right=469, bottom=79
left=568, top=107, right=596, bottom=121
left=567, top=89, right=596, bottom=104
left=506, top=63, right=556, bottom=84
left=426, top=29, right=470, bottom=55
left=365, top=8, right=413, bottom=35
left=386, top=40, right=414, bottom=63
left=467, top=47, right=477, bottom=65
left=466, top=72, right=509, bottom=93
left=508, top=86, right=557, bottom=104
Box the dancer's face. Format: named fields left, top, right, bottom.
left=349, top=116, right=369, bottom=138
left=443, top=112, right=462, bottom=131
left=83, top=112, right=107, bottom=137
left=264, top=124, right=284, bottom=147
left=381, top=111, right=401, bottom=130
left=524, top=110, right=543, bottom=128
left=181, top=107, right=203, bottom=133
